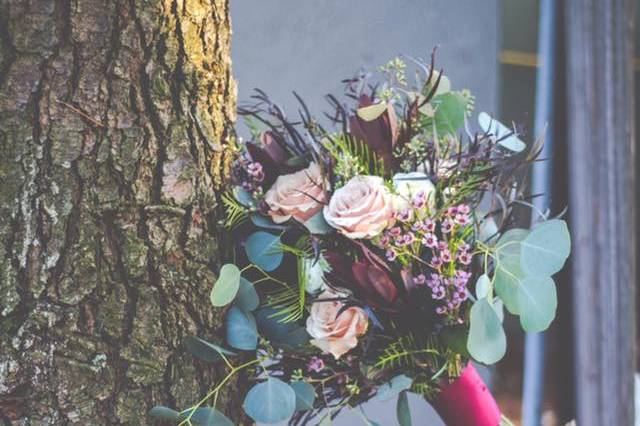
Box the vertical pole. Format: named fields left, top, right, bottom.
left=522, top=1, right=556, bottom=425
left=565, top=0, right=636, bottom=425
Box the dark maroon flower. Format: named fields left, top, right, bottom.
left=260, top=131, right=287, bottom=164
left=352, top=259, right=399, bottom=306
left=349, top=95, right=398, bottom=167
left=245, top=131, right=293, bottom=186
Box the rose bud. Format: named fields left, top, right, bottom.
left=349, top=94, right=398, bottom=167
left=352, top=259, right=399, bottom=306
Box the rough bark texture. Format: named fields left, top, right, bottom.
left=0, top=0, right=238, bottom=423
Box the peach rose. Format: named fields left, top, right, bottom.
left=323, top=175, right=394, bottom=239
left=264, top=162, right=328, bottom=224
left=306, top=288, right=369, bottom=359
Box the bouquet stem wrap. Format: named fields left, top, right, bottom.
left=433, top=364, right=501, bottom=426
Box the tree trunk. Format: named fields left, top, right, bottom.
left=0, top=0, right=238, bottom=423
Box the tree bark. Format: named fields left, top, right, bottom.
left=0, top=0, right=238, bottom=423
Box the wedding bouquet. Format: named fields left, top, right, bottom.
left=151, top=53, right=571, bottom=426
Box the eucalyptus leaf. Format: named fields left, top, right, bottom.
left=290, top=381, right=316, bottom=411
left=233, top=186, right=254, bottom=207
left=517, top=275, right=557, bottom=332
left=432, top=92, right=467, bottom=135
left=493, top=299, right=505, bottom=323
left=375, top=374, right=413, bottom=401
left=149, top=406, right=180, bottom=421
left=304, top=211, right=332, bottom=234
left=225, top=306, right=258, bottom=350
left=396, top=391, right=412, bottom=426
left=245, top=231, right=284, bottom=272
left=467, top=298, right=507, bottom=364
left=235, top=277, right=259, bottom=311
left=493, top=229, right=529, bottom=314
left=478, top=112, right=526, bottom=152
left=359, top=407, right=383, bottom=426
left=210, top=264, right=241, bottom=307
left=520, top=219, right=571, bottom=276
left=250, top=213, right=288, bottom=230
left=357, top=102, right=388, bottom=121
left=434, top=73, right=451, bottom=95
left=319, top=412, right=333, bottom=426
left=180, top=407, right=233, bottom=426
left=255, top=307, right=309, bottom=348
left=184, top=336, right=236, bottom=363
left=243, top=378, right=296, bottom=424
left=475, top=274, right=491, bottom=299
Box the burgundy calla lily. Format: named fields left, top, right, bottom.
left=352, top=259, right=399, bottom=306
left=349, top=94, right=399, bottom=167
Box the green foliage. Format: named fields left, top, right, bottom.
left=478, top=112, right=526, bottom=153
left=255, top=307, right=310, bottom=348
left=375, top=374, right=413, bottom=401
left=250, top=213, right=288, bottom=230
left=304, top=211, right=332, bottom=234
left=221, top=191, right=248, bottom=229
left=210, top=264, right=241, bottom=307
left=323, top=134, right=385, bottom=180
left=375, top=335, right=440, bottom=370
left=290, top=381, right=316, bottom=411
left=493, top=229, right=529, bottom=314
left=467, top=298, right=507, bottom=364
left=520, top=219, right=571, bottom=276
left=184, top=336, right=236, bottom=363
left=396, top=391, right=412, bottom=426
left=245, top=231, right=284, bottom=271
left=243, top=378, right=297, bottom=424
left=149, top=406, right=233, bottom=426
left=180, top=407, right=233, bottom=426
left=225, top=306, right=258, bottom=351
left=265, top=256, right=307, bottom=322
left=517, top=276, right=557, bottom=332
left=475, top=274, right=491, bottom=299
left=235, top=277, right=260, bottom=311
left=149, top=406, right=180, bottom=422
left=422, top=91, right=472, bottom=137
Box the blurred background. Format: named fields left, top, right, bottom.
left=232, top=0, right=638, bottom=425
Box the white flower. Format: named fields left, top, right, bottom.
left=304, top=255, right=331, bottom=294
left=392, top=172, right=436, bottom=212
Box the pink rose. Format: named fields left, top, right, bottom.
left=323, top=176, right=394, bottom=239
left=306, top=288, right=369, bottom=359
left=264, top=162, right=328, bottom=224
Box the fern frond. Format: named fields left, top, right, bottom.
left=221, top=191, right=248, bottom=229
left=374, top=335, right=440, bottom=370
left=265, top=257, right=307, bottom=323
left=324, top=134, right=386, bottom=179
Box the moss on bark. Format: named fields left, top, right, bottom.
left=0, top=0, right=239, bottom=423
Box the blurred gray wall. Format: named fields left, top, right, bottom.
left=231, top=1, right=498, bottom=424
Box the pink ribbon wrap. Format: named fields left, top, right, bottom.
left=432, top=364, right=501, bottom=426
